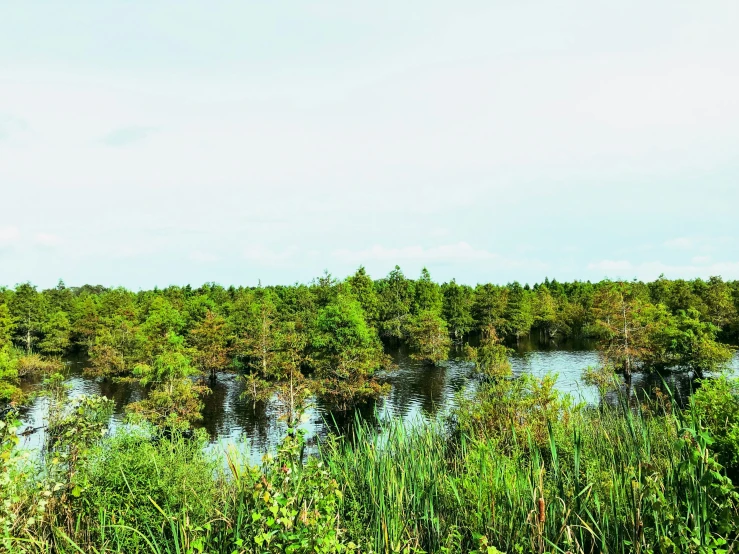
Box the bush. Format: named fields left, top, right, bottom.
left=0, top=348, right=22, bottom=403
left=691, top=375, right=739, bottom=478
left=15, top=353, right=63, bottom=377
left=75, top=427, right=218, bottom=551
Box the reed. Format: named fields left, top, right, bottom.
left=318, top=392, right=738, bottom=553
left=3, top=378, right=738, bottom=553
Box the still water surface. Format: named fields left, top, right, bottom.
left=16, top=338, right=739, bottom=460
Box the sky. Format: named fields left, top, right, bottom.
left=1, top=1, right=738, bottom=290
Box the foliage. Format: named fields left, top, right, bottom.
left=503, top=282, right=535, bottom=342
left=0, top=303, right=14, bottom=349
left=1, top=272, right=737, bottom=419
left=594, top=283, right=734, bottom=376
left=347, top=266, right=380, bottom=326
left=127, top=334, right=209, bottom=430
left=581, top=364, right=620, bottom=405
left=406, top=310, right=451, bottom=365
left=311, top=294, right=388, bottom=407
left=691, top=375, right=739, bottom=478
left=9, top=282, right=47, bottom=353
left=377, top=265, right=414, bottom=340
left=414, top=267, right=443, bottom=315
left=0, top=347, right=22, bottom=403
left=71, top=427, right=219, bottom=553
left=325, top=383, right=739, bottom=553
left=38, top=310, right=71, bottom=356
left=456, top=372, right=578, bottom=448
left=465, top=326, right=511, bottom=380
left=442, top=279, right=474, bottom=341
left=15, top=352, right=63, bottom=377
left=0, top=411, right=22, bottom=549
left=4, top=371, right=739, bottom=552
left=219, top=431, right=352, bottom=553
left=648, top=308, right=735, bottom=374
left=232, top=287, right=279, bottom=379
left=189, top=309, right=230, bottom=379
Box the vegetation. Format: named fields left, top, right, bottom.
left=2, top=367, right=739, bottom=552
left=1, top=272, right=737, bottom=420
left=1, top=271, right=739, bottom=551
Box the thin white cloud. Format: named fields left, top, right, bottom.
left=587, top=260, right=633, bottom=272
left=0, top=226, right=21, bottom=246
left=243, top=245, right=299, bottom=267
left=189, top=250, right=219, bottom=263
left=428, top=227, right=451, bottom=238
left=0, top=114, right=29, bottom=141
left=333, top=242, right=546, bottom=269
left=664, top=237, right=697, bottom=250
left=664, top=236, right=735, bottom=255
left=34, top=233, right=62, bottom=247
left=100, top=126, right=157, bottom=147
left=587, top=259, right=739, bottom=280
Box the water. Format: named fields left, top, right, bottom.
left=14, top=340, right=739, bottom=461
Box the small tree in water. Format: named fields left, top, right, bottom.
left=127, top=333, right=209, bottom=430
left=466, top=325, right=511, bottom=380
left=189, top=309, right=229, bottom=380
left=407, top=310, right=451, bottom=366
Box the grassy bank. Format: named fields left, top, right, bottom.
left=2, top=375, right=739, bottom=553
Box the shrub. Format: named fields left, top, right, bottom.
left=691, top=375, right=739, bottom=478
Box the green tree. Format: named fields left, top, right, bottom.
left=503, top=282, right=534, bottom=343
left=71, top=294, right=102, bottom=348
left=442, top=280, right=474, bottom=341
left=233, top=288, right=279, bottom=380
left=44, top=279, right=73, bottom=313
left=311, top=294, right=387, bottom=407
left=313, top=271, right=340, bottom=308
left=87, top=305, right=144, bottom=379
left=592, top=282, right=651, bottom=378
left=472, top=284, right=509, bottom=331
left=414, top=268, right=443, bottom=315
left=9, top=283, right=47, bottom=353
left=700, top=276, right=737, bottom=329
left=38, top=310, right=71, bottom=355
left=127, top=334, right=208, bottom=429
left=532, top=284, right=572, bottom=341
left=273, top=320, right=310, bottom=426
left=666, top=279, right=705, bottom=315
left=377, top=266, right=414, bottom=340
left=465, top=325, right=512, bottom=380
left=189, top=310, right=230, bottom=379
left=140, top=297, right=185, bottom=358
left=407, top=310, right=451, bottom=365
left=0, top=347, right=21, bottom=403
left=0, top=304, right=13, bottom=350
left=647, top=308, right=735, bottom=375
left=347, top=266, right=380, bottom=327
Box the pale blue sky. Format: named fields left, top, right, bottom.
left=1, top=1, right=738, bottom=289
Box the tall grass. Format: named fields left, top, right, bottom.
left=320, top=395, right=739, bottom=553
left=3, top=379, right=738, bottom=553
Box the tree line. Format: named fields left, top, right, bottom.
left=1, top=268, right=736, bottom=428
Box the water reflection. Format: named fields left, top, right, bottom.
left=376, top=344, right=472, bottom=421
left=14, top=339, right=739, bottom=462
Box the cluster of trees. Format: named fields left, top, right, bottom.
left=1, top=270, right=737, bottom=426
